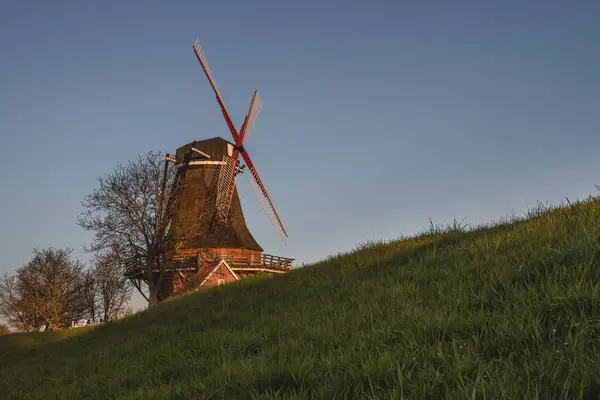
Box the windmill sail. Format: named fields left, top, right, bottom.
left=193, top=40, right=239, bottom=143
left=247, top=164, right=288, bottom=242
left=242, top=90, right=263, bottom=144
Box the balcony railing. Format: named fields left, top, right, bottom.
left=261, top=253, right=294, bottom=270
left=215, top=252, right=294, bottom=271
left=125, top=252, right=294, bottom=279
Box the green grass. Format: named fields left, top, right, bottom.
left=3, top=196, right=600, bottom=399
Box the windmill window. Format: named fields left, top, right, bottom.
left=217, top=279, right=225, bottom=285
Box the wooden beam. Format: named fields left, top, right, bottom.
left=152, top=153, right=176, bottom=163
left=230, top=267, right=289, bottom=274
left=175, top=160, right=226, bottom=168
left=191, top=147, right=211, bottom=158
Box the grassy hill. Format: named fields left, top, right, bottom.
left=2, top=196, right=600, bottom=399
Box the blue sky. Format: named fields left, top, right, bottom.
left=1, top=0, right=599, bottom=308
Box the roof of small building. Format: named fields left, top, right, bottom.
left=197, top=259, right=239, bottom=287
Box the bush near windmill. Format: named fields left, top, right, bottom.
left=0, top=247, right=132, bottom=332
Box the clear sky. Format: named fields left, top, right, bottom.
left=1, top=0, right=600, bottom=308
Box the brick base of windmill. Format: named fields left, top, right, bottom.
left=160, top=248, right=293, bottom=298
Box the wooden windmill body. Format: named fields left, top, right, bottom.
left=126, top=40, right=292, bottom=302
left=173, top=138, right=263, bottom=254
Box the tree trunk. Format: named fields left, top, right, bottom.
left=147, top=252, right=159, bottom=306
left=47, top=321, right=60, bottom=331
left=148, top=285, right=159, bottom=306
left=146, top=250, right=166, bottom=306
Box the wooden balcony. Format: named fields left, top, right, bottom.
left=124, top=252, right=294, bottom=280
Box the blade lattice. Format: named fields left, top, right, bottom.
left=242, top=92, right=263, bottom=144
left=193, top=39, right=234, bottom=129
left=248, top=166, right=288, bottom=242
left=216, top=155, right=237, bottom=221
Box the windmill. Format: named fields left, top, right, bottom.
left=125, top=39, right=293, bottom=302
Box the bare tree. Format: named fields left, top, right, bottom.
left=78, top=152, right=209, bottom=305
left=91, top=248, right=132, bottom=321
left=0, top=323, right=10, bottom=335
left=80, top=269, right=99, bottom=323
left=0, top=273, right=42, bottom=331
left=0, top=248, right=90, bottom=331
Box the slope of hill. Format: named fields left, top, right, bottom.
left=2, top=196, right=600, bottom=399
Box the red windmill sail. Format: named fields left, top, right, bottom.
left=216, top=91, right=262, bottom=222
left=192, top=39, right=288, bottom=242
